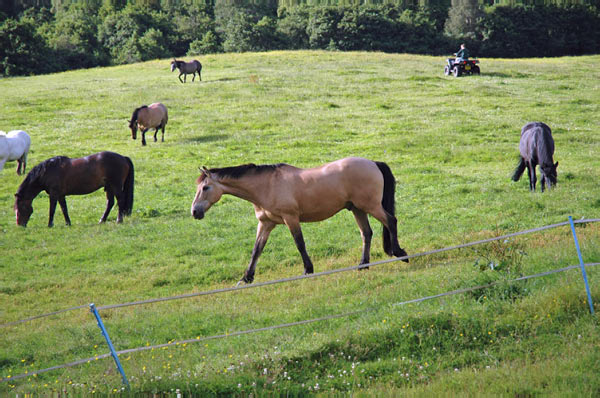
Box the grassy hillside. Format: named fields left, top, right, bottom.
left=1, top=51, right=599, bottom=395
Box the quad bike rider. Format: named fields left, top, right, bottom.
left=445, top=44, right=480, bottom=77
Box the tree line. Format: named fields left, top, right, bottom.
left=1, top=0, right=599, bottom=76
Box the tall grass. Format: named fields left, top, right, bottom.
left=0, top=51, right=599, bottom=395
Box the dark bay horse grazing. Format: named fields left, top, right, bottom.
left=129, top=102, right=168, bottom=146
left=171, top=59, right=202, bottom=83
left=190, top=157, right=409, bottom=284
left=512, top=122, right=558, bottom=192
left=14, top=151, right=134, bottom=227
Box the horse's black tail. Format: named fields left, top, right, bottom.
left=376, top=161, right=396, bottom=256
left=123, top=157, right=134, bottom=216
left=512, top=157, right=526, bottom=182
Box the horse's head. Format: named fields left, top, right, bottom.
left=541, top=161, right=559, bottom=189
left=14, top=194, right=33, bottom=227
left=129, top=118, right=138, bottom=140
left=170, top=60, right=177, bottom=72
left=191, top=167, right=224, bottom=220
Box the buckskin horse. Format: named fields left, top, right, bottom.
left=129, top=102, right=168, bottom=146
left=15, top=151, right=134, bottom=227
left=190, top=157, right=408, bottom=284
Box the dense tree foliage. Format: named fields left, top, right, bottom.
left=0, top=0, right=598, bottom=76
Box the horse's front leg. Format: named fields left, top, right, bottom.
left=100, top=189, right=115, bottom=223
left=178, top=72, right=184, bottom=83
left=141, top=128, right=148, bottom=146
left=58, top=197, right=71, bottom=226
left=528, top=162, right=537, bottom=191
left=351, top=208, right=373, bottom=268
left=239, top=220, right=276, bottom=285
left=48, top=196, right=58, bottom=227
left=283, top=216, right=314, bottom=276
left=540, top=174, right=546, bottom=193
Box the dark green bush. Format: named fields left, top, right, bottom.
left=0, top=17, right=51, bottom=76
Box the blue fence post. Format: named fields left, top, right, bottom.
left=90, top=303, right=131, bottom=388
left=568, top=217, right=595, bottom=315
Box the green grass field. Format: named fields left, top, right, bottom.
left=1, top=51, right=599, bottom=396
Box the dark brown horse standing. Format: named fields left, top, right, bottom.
left=170, top=59, right=202, bottom=83
left=512, top=122, right=558, bottom=192
left=190, top=157, right=408, bottom=284
left=129, top=102, right=168, bottom=146
left=14, top=151, right=134, bottom=227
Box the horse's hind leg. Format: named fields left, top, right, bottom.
left=240, top=220, right=276, bottom=284
left=153, top=127, right=159, bottom=142
left=58, top=197, right=71, bottom=226
left=100, top=188, right=115, bottom=223
left=161, top=123, right=165, bottom=142
left=351, top=208, right=373, bottom=268
left=283, top=216, right=315, bottom=276
left=369, top=206, right=408, bottom=262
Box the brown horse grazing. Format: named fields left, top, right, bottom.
left=14, top=151, right=134, bottom=227
left=191, top=157, right=408, bottom=284
left=170, top=59, right=202, bottom=83
left=129, top=102, right=168, bottom=146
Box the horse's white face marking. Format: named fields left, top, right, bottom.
left=191, top=173, right=223, bottom=220
left=170, top=62, right=176, bottom=72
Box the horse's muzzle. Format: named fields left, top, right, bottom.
left=192, top=207, right=204, bottom=220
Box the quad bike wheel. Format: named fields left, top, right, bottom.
left=453, top=67, right=461, bottom=77
left=444, top=65, right=450, bottom=76
left=473, top=66, right=481, bottom=75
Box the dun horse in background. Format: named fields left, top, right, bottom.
left=171, top=59, right=202, bottom=83
left=191, top=157, right=409, bottom=284
left=0, top=130, right=31, bottom=175
left=512, top=122, right=558, bottom=192
left=14, top=151, right=134, bottom=227
left=129, top=102, right=168, bottom=146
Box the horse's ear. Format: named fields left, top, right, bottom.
left=198, top=166, right=211, bottom=179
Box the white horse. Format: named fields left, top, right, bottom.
left=0, top=130, right=31, bottom=175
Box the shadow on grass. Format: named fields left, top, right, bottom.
left=484, top=72, right=531, bottom=79
left=184, top=134, right=229, bottom=143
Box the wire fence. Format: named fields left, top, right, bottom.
left=1, top=218, right=598, bottom=385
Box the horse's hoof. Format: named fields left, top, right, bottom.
left=358, top=265, right=370, bottom=271
left=395, top=248, right=409, bottom=263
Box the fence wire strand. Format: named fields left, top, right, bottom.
left=3, top=218, right=598, bottom=329
left=2, top=262, right=598, bottom=384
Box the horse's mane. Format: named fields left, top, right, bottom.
left=16, top=156, right=69, bottom=197
left=208, top=163, right=287, bottom=180
left=130, top=105, right=148, bottom=125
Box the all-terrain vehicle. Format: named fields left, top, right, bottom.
left=445, top=58, right=480, bottom=77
